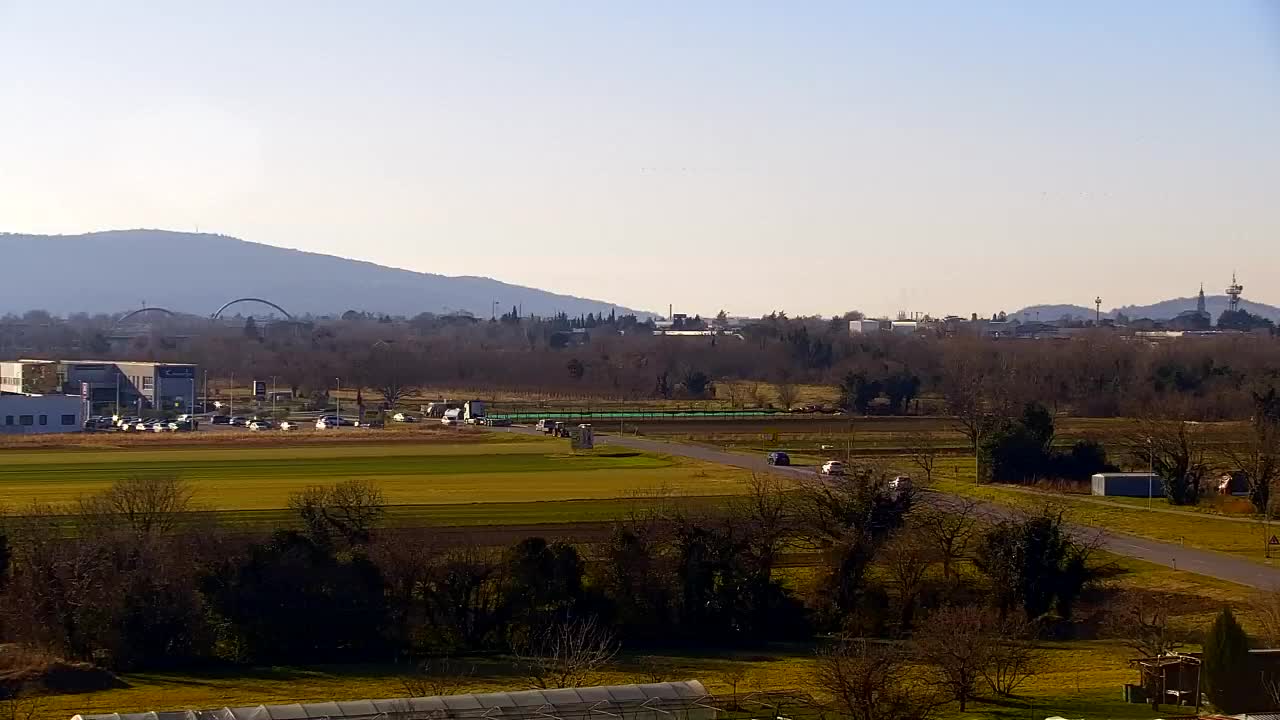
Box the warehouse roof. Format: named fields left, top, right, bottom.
left=71, top=681, right=714, bottom=720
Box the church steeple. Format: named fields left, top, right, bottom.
left=1197, top=283, right=1206, bottom=315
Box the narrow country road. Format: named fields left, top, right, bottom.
left=564, top=429, right=1280, bottom=589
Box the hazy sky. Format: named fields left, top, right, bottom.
left=2, top=2, right=1277, bottom=317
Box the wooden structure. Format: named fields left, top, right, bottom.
left=1130, top=654, right=1202, bottom=710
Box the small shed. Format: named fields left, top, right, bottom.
left=1092, top=472, right=1163, bottom=498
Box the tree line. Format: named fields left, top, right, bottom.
left=0, top=470, right=1115, bottom=718
left=6, top=310, right=1280, bottom=419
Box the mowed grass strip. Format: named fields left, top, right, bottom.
left=0, top=443, right=749, bottom=511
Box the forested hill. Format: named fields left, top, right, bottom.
left=0, top=229, right=650, bottom=319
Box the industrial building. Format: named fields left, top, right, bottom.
left=0, top=393, right=83, bottom=435
left=0, top=358, right=198, bottom=415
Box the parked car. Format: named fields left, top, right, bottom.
left=441, top=416, right=459, bottom=426
left=228, top=416, right=249, bottom=427
left=249, top=420, right=274, bottom=431
left=820, top=460, right=845, bottom=476
left=210, top=415, right=231, bottom=425
left=392, top=412, right=418, bottom=423
left=132, top=421, right=150, bottom=432
left=280, top=421, right=296, bottom=431
left=767, top=451, right=790, bottom=466
left=488, top=417, right=512, bottom=427
left=364, top=419, right=385, bottom=429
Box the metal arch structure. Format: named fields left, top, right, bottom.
left=111, top=306, right=176, bottom=330
left=211, top=297, right=294, bottom=320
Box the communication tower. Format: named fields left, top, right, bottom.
left=1226, top=272, right=1244, bottom=313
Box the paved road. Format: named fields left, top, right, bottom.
left=564, top=429, right=1280, bottom=589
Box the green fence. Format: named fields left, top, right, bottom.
left=488, top=408, right=782, bottom=421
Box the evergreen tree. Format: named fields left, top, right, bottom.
left=1203, top=607, right=1252, bottom=713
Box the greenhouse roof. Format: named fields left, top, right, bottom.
left=71, top=681, right=715, bottom=720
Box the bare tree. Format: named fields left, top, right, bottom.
left=1127, top=418, right=1209, bottom=506
left=82, top=475, right=194, bottom=537
left=882, top=527, right=936, bottom=631
left=721, top=665, right=751, bottom=708
left=0, top=686, right=43, bottom=720
left=1224, top=389, right=1280, bottom=513
left=941, top=352, right=989, bottom=458
left=747, top=382, right=767, bottom=409
left=903, top=431, right=940, bottom=485
left=360, top=343, right=422, bottom=408
left=1257, top=588, right=1280, bottom=644
left=913, top=606, right=990, bottom=712
left=980, top=613, right=1041, bottom=697
left=1105, top=592, right=1184, bottom=659
left=734, top=474, right=791, bottom=573
left=289, top=479, right=386, bottom=546
left=400, top=655, right=475, bottom=697
left=775, top=381, right=799, bottom=411
left=815, top=638, right=941, bottom=720
left=513, top=617, right=619, bottom=689
left=632, top=656, right=671, bottom=684
left=914, top=499, right=979, bottom=581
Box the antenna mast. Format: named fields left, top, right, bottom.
left=1226, top=272, right=1244, bottom=313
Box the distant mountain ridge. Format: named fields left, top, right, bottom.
left=1018, top=295, right=1280, bottom=323
left=0, top=230, right=651, bottom=319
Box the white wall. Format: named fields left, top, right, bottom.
left=0, top=361, right=24, bottom=394
left=0, top=394, right=83, bottom=434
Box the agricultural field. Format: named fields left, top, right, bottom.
left=0, top=435, right=751, bottom=528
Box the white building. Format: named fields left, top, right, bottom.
left=849, top=319, right=882, bottom=334
left=0, top=358, right=198, bottom=414
left=0, top=394, right=84, bottom=435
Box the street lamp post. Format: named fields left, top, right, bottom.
left=270, top=375, right=278, bottom=418
left=229, top=373, right=234, bottom=417
left=335, top=377, right=342, bottom=422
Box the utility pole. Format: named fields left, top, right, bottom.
left=229, top=373, right=234, bottom=417
left=1148, top=436, right=1155, bottom=511
left=270, top=375, right=278, bottom=418
left=335, top=377, right=342, bottom=421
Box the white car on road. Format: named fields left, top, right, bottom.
left=820, top=460, right=845, bottom=476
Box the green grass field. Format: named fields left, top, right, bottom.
left=0, top=440, right=750, bottom=519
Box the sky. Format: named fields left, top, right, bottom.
left=1, top=2, right=1278, bottom=318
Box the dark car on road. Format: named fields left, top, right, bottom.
left=767, top=451, right=790, bottom=466
left=210, top=415, right=231, bottom=425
